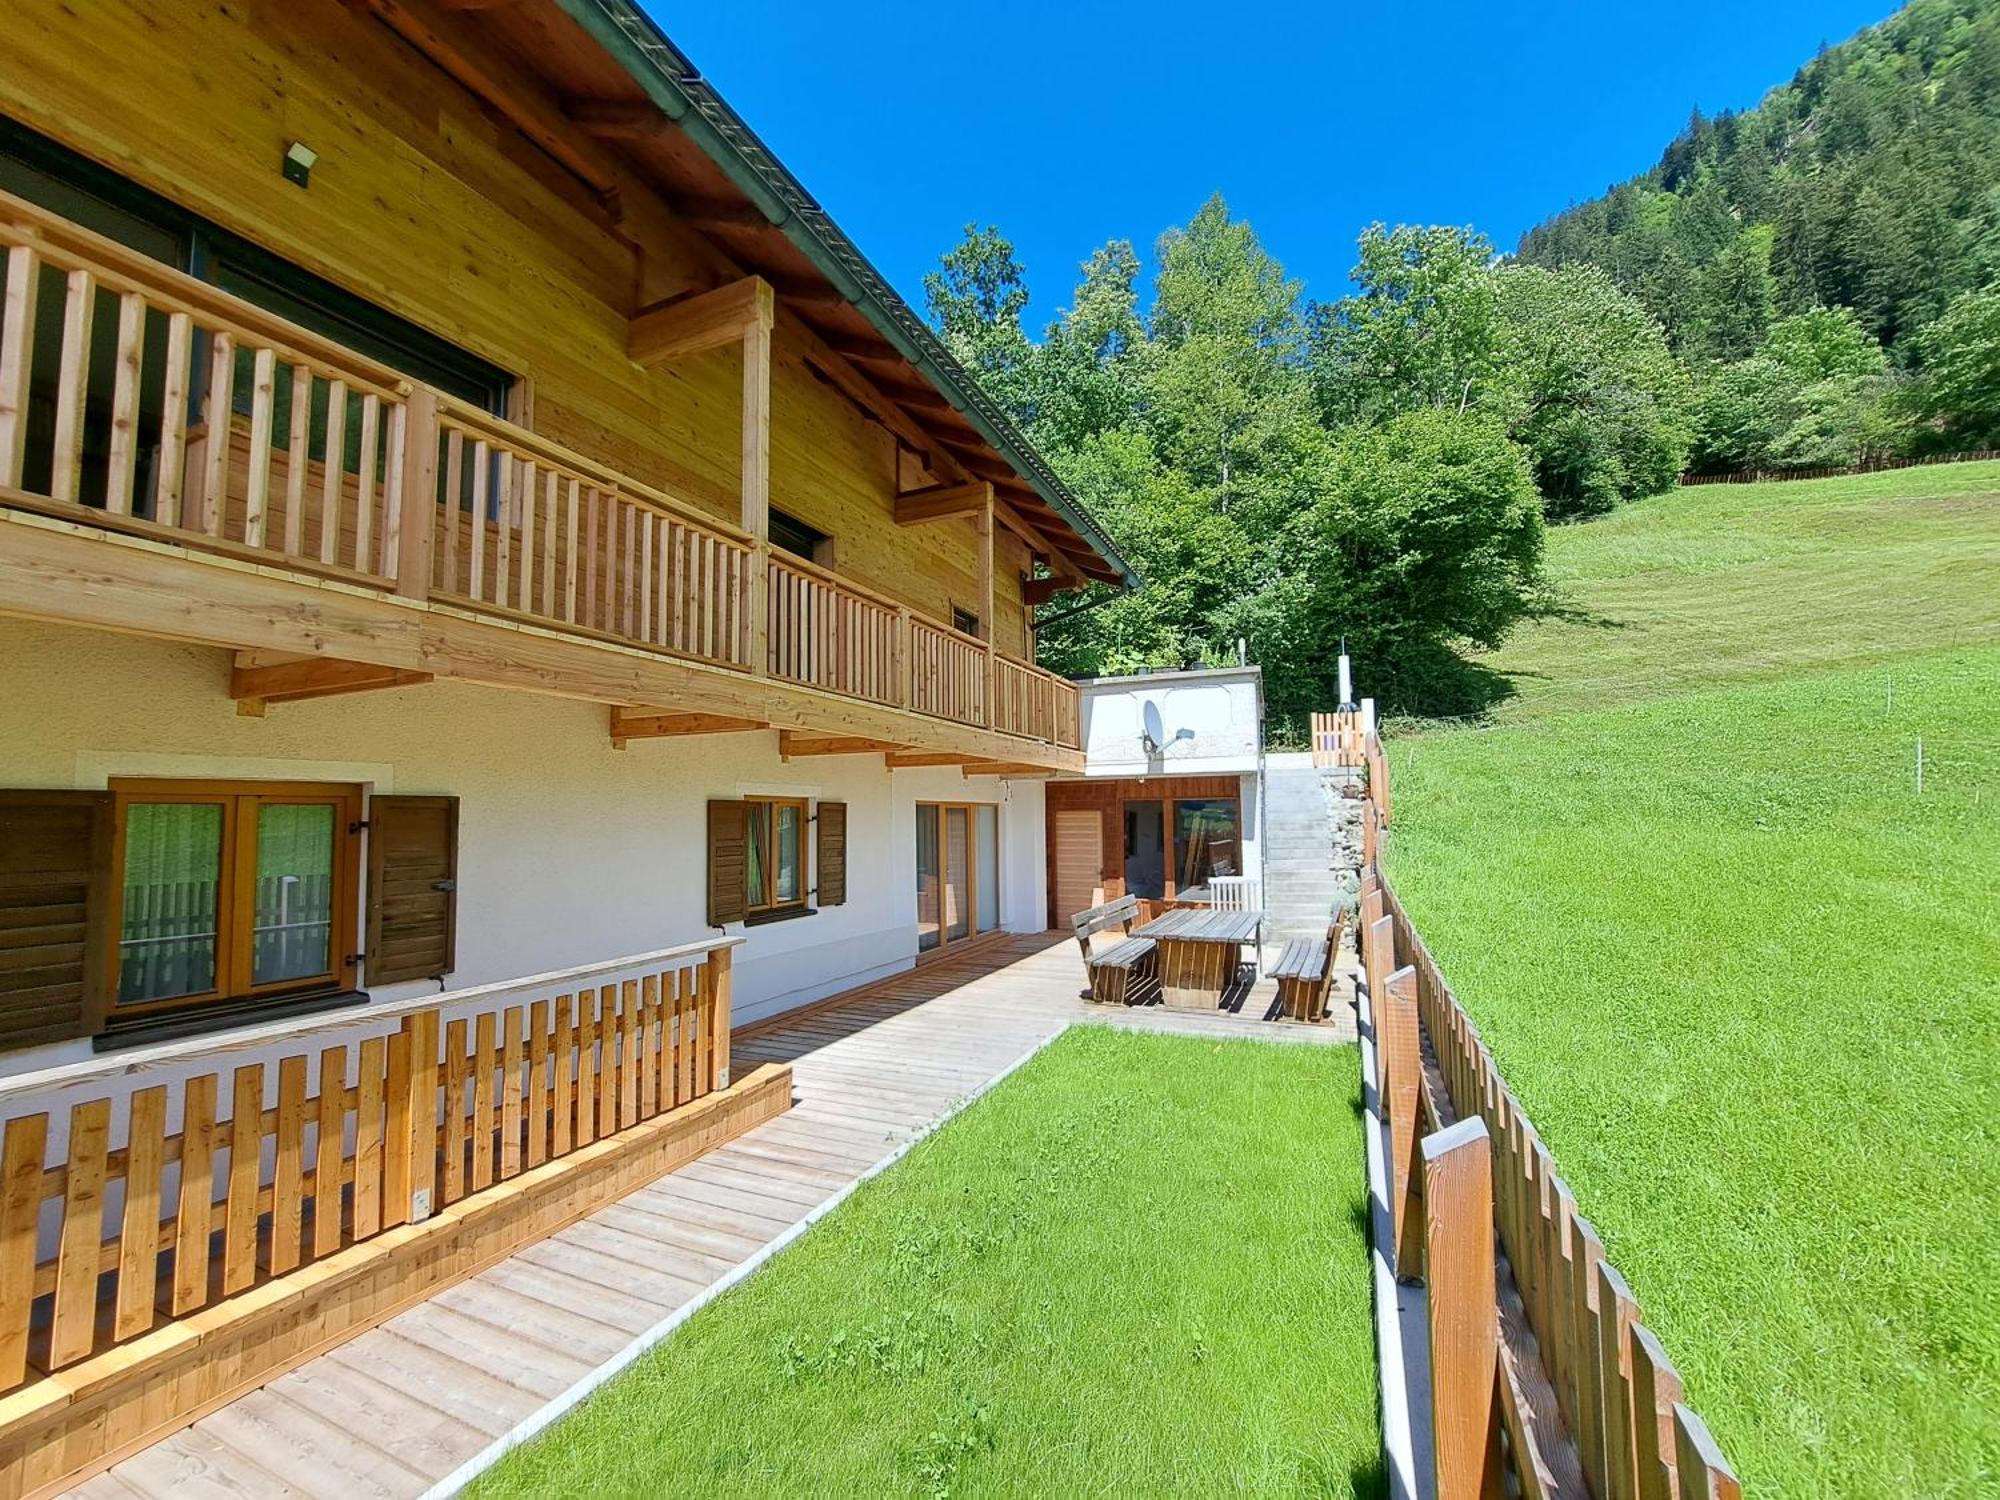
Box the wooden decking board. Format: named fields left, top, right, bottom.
left=199, top=1388, right=428, bottom=1500
left=319, top=1334, right=537, bottom=1438
left=385, top=1304, right=593, bottom=1397
left=271, top=1353, right=508, bottom=1473
left=78, top=934, right=1353, bottom=1498
left=426, top=1281, right=636, bottom=1367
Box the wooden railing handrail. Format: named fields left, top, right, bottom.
left=764, top=549, right=902, bottom=616
left=910, top=614, right=990, bottom=652
left=434, top=395, right=755, bottom=552
left=0, top=935, right=745, bottom=1110
left=0, top=189, right=412, bottom=400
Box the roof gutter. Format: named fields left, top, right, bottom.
left=550, top=0, right=1138, bottom=590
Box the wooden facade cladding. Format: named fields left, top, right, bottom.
left=0, top=0, right=1106, bottom=760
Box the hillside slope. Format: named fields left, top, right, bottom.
left=1463, top=461, right=2000, bottom=722
left=1519, top=0, right=2000, bottom=358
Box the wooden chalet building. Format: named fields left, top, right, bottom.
left=0, top=0, right=1131, bottom=1488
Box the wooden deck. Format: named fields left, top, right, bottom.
left=67, top=935, right=1349, bottom=1499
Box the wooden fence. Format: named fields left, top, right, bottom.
left=1349, top=729, right=1740, bottom=1500
left=1679, top=448, right=2000, bottom=486
left=0, top=939, right=742, bottom=1397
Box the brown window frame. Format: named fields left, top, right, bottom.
left=743, top=796, right=810, bottom=916
left=108, top=778, right=363, bottom=1020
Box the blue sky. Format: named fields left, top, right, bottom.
left=650, top=1, right=1894, bottom=330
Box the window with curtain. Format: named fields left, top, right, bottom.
left=743, top=798, right=807, bottom=915
left=112, top=780, right=362, bottom=1018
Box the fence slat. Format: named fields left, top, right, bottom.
left=315, top=1045, right=347, bottom=1257
left=223, top=1065, right=264, bottom=1295
left=502, top=1007, right=524, bottom=1180
left=271, top=1056, right=307, bottom=1275
left=0, top=1114, right=49, bottom=1386
left=353, top=1036, right=385, bottom=1240
left=172, top=1075, right=217, bottom=1314
left=472, top=1012, right=496, bottom=1193
left=114, top=1086, right=167, bottom=1339
left=51, top=1099, right=112, bottom=1367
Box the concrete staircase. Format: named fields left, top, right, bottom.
left=1261, top=762, right=1344, bottom=940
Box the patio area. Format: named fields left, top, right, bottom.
left=67, top=934, right=1351, bottom=1499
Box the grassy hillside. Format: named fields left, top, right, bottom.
left=1389, top=467, right=2000, bottom=1495
left=1465, top=462, right=2000, bottom=722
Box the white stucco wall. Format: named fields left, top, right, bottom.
left=0, top=618, right=1049, bottom=1076
left=1078, top=666, right=1265, bottom=778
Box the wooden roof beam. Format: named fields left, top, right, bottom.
left=778, top=732, right=906, bottom=760
left=628, top=276, right=774, bottom=366
left=895, top=481, right=991, bottom=525
left=819, top=330, right=903, bottom=363
left=958, top=761, right=1057, bottom=779
left=884, top=750, right=984, bottom=769
left=611, top=710, right=767, bottom=747
left=231, top=653, right=432, bottom=716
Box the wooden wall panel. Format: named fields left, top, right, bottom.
left=0, top=0, right=1040, bottom=646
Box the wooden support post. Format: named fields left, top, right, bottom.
left=1384, top=964, right=1425, bottom=1277
left=395, top=389, right=439, bottom=599
left=1422, top=1116, right=1505, bottom=1500
left=710, top=945, right=732, bottom=1088
left=743, top=317, right=771, bottom=678
left=406, top=1009, right=439, bottom=1220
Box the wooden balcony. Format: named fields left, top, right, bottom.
left=0, top=192, right=1083, bottom=768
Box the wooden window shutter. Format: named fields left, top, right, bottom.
left=366, top=796, right=458, bottom=986
left=0, top=790, right=113, bottom=1051
left=708, top=800, right=748, bottom=926
left=816, top=801, right=847, bottom=907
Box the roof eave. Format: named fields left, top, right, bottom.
left=548, top=0, right=1138, bottom=590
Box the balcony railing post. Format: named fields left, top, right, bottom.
left=982, top=640, right=994, bottom=727
left=749, top=543, right=770, bottom=676
left=395, top=388, right=439, bottom=600
left=894, top=605, right=911, bottom=707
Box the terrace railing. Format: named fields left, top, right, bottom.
left=0, top=189, right=1082, bottom=752
left=1350, top=729, right=1740, bottom=1500
left=0, top=938, right=738, bottom=1396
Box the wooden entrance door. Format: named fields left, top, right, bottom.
left=1052, top=809, right=1103, bottom=927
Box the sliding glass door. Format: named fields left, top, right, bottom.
left=915, top=802, right=1000, bottom=954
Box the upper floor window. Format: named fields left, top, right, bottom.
left=769, top=507, right=833, bottom=567
left=952, top=606, right=981, bottom=637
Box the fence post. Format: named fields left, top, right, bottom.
left=1384, top=964, right=1424, bottom=1276
left=1422, top=1116, right=1504, bottom=1500
left=405, top=1009, right=438, bottom=1221
left=395, top=388, right=439, bottom=600
left=711, top=944, right=733, bottom=1089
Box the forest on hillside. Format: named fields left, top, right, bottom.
left=931, top=0, right=2000, bottom=726
left=1521, top=0, right=2000, bottom=473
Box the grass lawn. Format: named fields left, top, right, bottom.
left=1390, top=471, right=1999, bottom=1497
left=471, top=1027, right=1383, bottom=1498
left=1466, top=462, right=2000, bottom=723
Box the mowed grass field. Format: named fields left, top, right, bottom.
left=1471, top=461, right=2000, bottom=722
left=1390, top=467, right=1999, bottom=1497
left=472, top=1027, right=1383, bottom=1498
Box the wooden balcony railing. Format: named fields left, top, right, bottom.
left=909, top=616, right=990, bottom=726
left=0, top=189, right=1081, bottom=751
left=428, top=399, right=755, bottom=669
left=766, top=551, right=900, bottom=703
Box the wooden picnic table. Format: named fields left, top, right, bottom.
left=1133, top=907, right=1263, bottom=1011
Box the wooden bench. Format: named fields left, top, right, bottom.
left=1271, top=909, right=1348, bottom=1023
left=1072, top=895, right=1156, bottom=1006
